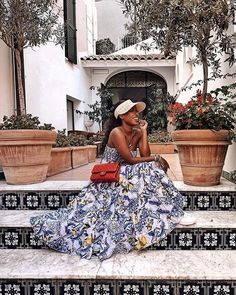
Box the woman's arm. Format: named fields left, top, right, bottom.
left=109, top=127, right=170, bottom=171
left=137, top=120, right=151, bottom=156
left=109, top=128, right=155, bottom=164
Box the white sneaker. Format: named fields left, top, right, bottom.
left=179, top=213, right=196, bottom=226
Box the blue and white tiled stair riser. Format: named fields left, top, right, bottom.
left=0, top=280, right=236, bottom=295
left=0, top=180, right=235, bottom=294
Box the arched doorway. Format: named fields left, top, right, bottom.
left=104, top=70, right=169, bottom=131
left=105, top=70, right=167, bottom=104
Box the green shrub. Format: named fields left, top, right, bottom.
left=0, top=114, right=54, bottom=130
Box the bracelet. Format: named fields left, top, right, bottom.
left=154, top=154, right=161, bottom=162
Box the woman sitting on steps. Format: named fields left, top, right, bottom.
left=30, top=99, right=194, bottom=260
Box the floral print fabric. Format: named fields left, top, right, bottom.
left=30, top=146, right=183, bottom=260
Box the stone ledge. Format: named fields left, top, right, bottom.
left=0, top=249, right=236, bottom=280
left=0, top=179, right=235, bottom=192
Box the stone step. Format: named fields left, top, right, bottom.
left=0, top=249, right=235, bottom=294
left=0, top=180, right=235, bottom=211
left=0, top=211, right=235, bottom=250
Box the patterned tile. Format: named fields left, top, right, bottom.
left=28, top=281, right=56, bottom=295
left=224, top=229, right=236, bottom=250
left=88, top=281, right=116, bottom=295
left=199, top=229, right=224, bottom=250
left=44, top=193, right=63, bottom=209
left=207, top=281, right=236, bottom=295
left=0, top=281, right=26, bottom=295
left=0, top=228, right=24, bottom=249
left=2, top=193, right=21, bottom=209
left=24, top=229, right=47, bottom=249
left=118, top=281, right=145, bottom=295
left=58, top=281, right=85, bottom=295
left=1, top=227, right=236, bottom=250
left=0, top=191, right=235, bottom=210
left=23, top=193, right=41, bottom=210
left=180, top=192, right=193, bottom=211
left=193, top=193, right=214, bottom=211
left=174, top=229, right=199, bottom=250
left=148, top=281, right=175, bottom=295
left=148, top=233, right=173, bottom=250
left=177, top=281, right=207, bottom=295
left=0, top=280, right=236, bottom=295
left=215, top=193, right=235, bottom=211
left=65, top=192, right=81, bottom=206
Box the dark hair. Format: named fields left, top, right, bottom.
left=100, top=103, right=123, bottom=154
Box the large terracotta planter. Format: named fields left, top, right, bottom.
left=47, top=147, right=72, bottom=176
left=87, top=145, right=97, bottom=162
left=172, top=130, right=231, bottom=186
left=149, top=143, right=175, bottom=154
left=71, top=146, right=89, bottom=168
left=0, top=130, right=57, bottom=184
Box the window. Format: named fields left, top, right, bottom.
left=67, top=98, right=75, bottom=131
left=64, top=0, right=77, bottom=64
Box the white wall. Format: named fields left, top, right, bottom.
left=95, top=0, right=126, bottom=49
left=0, top=41, right=15, bottom=120
left=0, top=0, right=97, bottom=132
left=86, top=0, right=97, bottom=55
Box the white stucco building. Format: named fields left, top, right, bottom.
left=0, top=0, right=97, bottom=132
left=0, top=0, right=235, bottom=174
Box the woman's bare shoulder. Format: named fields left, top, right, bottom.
left=110, top=127, right=122, bottom=136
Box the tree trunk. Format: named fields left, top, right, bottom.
left=202, top=53, right=208, bottom=99
left=14, top=49, right=26, bottom=115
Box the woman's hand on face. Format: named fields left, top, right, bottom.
left=138, top=119, right=148, bottom=131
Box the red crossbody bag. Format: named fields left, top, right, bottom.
left=90, top=162, right=120, bottom=183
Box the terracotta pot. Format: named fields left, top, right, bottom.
left=0, top=130, right=57, bottom=184
left=47, top=147, right=72, bottom=176
left=172, top=130, right=231, bottom=186
left=149, top=143, right=175, bottom=154
left=71, top=146, right=89, bottom=168
left=87, top=145, right=97, bottom=162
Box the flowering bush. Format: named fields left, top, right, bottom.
left=168, top=87, right=236, bottom=131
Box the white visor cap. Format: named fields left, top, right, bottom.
left=114, top=99, right=146, bottom=119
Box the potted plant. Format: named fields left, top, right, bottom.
left=145, top=90, right=173, bottom=134
left=68, top=133, right=90, bottom=169
left=0, top=1, right=63, bottom=184
left=86, top=136, right=100, bottom=162
left=0, top=114, right=56, bottom=184
left=169, top=87, right=235, bottom=186
left=148, top=130, right=175, bottom=154
left=77, top=86, right=114, bottom=132
left=96, top=38, right=116, bottom=55
left=47, top=130, right=73, bottom=176
left=47, top=130, right=90, bottom=176
left=121, top=0, right=235, bottom=186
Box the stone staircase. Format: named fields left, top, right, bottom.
left=0, top=179, right=235, bottom=295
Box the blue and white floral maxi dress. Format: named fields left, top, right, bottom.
left=30, top=145, right=184, bottom=260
